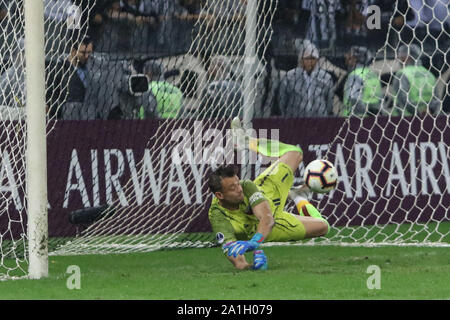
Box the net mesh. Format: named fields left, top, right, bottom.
left=0, top=0, right=449, bottom=278
left=0, top=0, right=93, bottom=278
left=52, top=0, right=275, bottom=255
left=307, top=0, right=450, bottom=245
left=54, top=0, right=449, bottom=256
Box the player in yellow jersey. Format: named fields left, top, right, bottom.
left=207, top=118, right=330, bottom=270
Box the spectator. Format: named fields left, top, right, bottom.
left=48, top=35, right=150, bottom=120
left=386, top=44, right=440, bottom=116
left=0, top=2, right=12, bottom=76
left=1, top=0, right=88, bottom=59
left=0, top=38, right=25, bottom=109
left=139, top=0, right=190, bottom=54
left=343, top=0, right=369, bottom=37
left=198, top=56, right=242, bottom=118
left=47, top=36, right=95, bottom=119
left=277, top=41, right=335, bottom=118
left=0, top=3, right=6, bottom=22
left=405, top=0, right=450, bottom=41
left=44, top=0, right=74, bottom=22
left=73, top=0, right=110, bottom=42
left=303, top=0, right=342, bottom=50
left=342, top=46, right=383, bottom=116
left=193, top=0, right=247, bottom=61
left=178, top=0, right=201, bottom=14
left=389, top=0, right=449, bottom=51
left=143, top=60, right=184, bottom=119
left=43, top=0, right=81, bottom=56
left=174, top=1, right=203, bottom=53
left=1, top=1, right=25, bottom=71
left=0, top=38, right=26, bottom=121
left=388, top=0, right=412, bottom=45
left=107, top=0, right=158, bottom=24
left=99, top=0, right=158, bottom=53
left=107, top=0, right=189, bottom=55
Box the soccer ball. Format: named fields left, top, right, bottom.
left=304, top=159, right=338, bottom=193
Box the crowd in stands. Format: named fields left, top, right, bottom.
left=0, top=0, right=449, bottom=120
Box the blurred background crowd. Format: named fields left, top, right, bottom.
left=0, top=0, right=449, bottom=120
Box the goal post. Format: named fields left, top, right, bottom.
left=24, top=0, right=48, bottom=279
left=241, top=0, right=258, bottom=180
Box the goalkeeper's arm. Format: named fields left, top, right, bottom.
left=243, top=180, right=275, bottom=240
left=225, top=253, right=251, bottom=270
left=253, top=200, right=275, bottom=240
left=224, top=200, right=274, bottom=268
left=222, top=201, right=275, bottom=270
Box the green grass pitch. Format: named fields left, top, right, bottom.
left=0, top=245, right=449, bottom=300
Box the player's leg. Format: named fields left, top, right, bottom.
left=252, top=158, right=327, bottom=241
left=265, top=211, right=328, bottom=242
left=288, top=184, right=330, bottom=236
left=295, top=216, right=329, bottom=238
left=231, top=117, right=303, bottom=174
left=254, top=177, right=329, bottom=240
left=262, top=180, right=330, bottom=242
left=230, top=118, right=330, bottom=243
left=265, top=187, right=329, bottom=242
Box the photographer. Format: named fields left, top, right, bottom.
left=143, top=59, right=184, bottom=119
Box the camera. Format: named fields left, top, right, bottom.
left=128, top=74, right=149, bottom=96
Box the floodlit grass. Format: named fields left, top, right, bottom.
left=0, top=246, right=449, bottom=299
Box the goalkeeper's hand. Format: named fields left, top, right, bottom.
left=223, top=240, right=259, bottom=258
left=222, top=233, right=265, bottom=258
left=252, top=250, right=268, bottom=270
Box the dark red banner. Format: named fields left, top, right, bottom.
left=0, top=116, right=449, bottom=239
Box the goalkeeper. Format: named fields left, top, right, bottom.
left=207, top=118, right=330, bottom=270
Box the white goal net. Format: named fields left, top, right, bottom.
left=312, top=0, right=450, bottom=246
left=52, top=0, right=275, bottom=255
left=0, top=0, right=93, bottom=278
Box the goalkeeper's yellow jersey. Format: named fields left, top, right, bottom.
left=208, top=180, right=269, bottom=243
left=208, top=162, right=309, bottom=245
